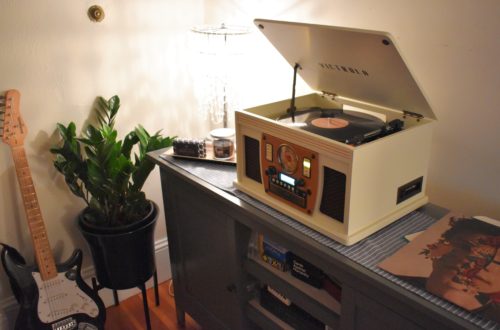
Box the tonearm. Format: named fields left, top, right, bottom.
left=287, top=63, right=301, bottom=123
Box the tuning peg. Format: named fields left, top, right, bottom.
left=0, top=95, right=6, bottom=138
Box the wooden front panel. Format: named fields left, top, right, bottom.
left=260, top=133, right=319, bottom=215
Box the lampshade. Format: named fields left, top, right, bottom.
left=191, top=23, right=251, bottom=128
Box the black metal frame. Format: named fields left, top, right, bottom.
left=92, top=269, right=160, bottom=329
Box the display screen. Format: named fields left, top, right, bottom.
left=279, top=173, right=295, bottom=186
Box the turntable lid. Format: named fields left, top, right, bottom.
left=254, top=19, right=435, bottom=119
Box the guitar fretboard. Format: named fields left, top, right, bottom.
left=11, top=146, right=57, bottom=280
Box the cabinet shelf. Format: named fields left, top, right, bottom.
left=244, top=256, right=340, bottom=328
left=151, top=152, right=472, bottom=330
left=247, top=299, right=295, bottom=330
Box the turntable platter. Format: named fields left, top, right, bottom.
left=277, top=107, right=386, bottom=144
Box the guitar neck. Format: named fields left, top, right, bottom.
left=11, top=145, right=57, bottom=280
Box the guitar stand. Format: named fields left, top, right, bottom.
left=91, top=270, right=160, bottom=330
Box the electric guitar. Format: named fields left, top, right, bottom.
left=0, top=90, right=106, bottom=330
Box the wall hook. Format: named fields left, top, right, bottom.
left=88, top=5, right=105, bottom=22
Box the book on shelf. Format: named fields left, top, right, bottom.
left=290, top=252, right=325, bottom=289
left=260, top=285, right=324, bottom=330
left=259, top=234, right=290, bottom=272
left=323, top=275, right=342, bottom=302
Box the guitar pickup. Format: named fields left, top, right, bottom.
left=51, top=317, right=77, bottom=330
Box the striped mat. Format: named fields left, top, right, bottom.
left=162, top=154, right=499, bottom=329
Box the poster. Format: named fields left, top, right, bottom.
left=379, top=213, right=500, bottom=323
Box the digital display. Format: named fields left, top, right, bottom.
left=279, top=173, right=295, bottom=186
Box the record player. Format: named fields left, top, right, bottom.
left=234, top=19, right=436, bottom=245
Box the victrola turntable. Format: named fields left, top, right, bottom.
left=234, top=19, right=436, bottom=245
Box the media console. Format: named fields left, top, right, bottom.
left=148, top=148, right=491, bottom=330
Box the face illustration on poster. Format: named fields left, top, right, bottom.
left=422, top=218, right=500, bottom=321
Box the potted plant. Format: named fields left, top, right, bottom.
left=51, top=95, right=174, bottom=290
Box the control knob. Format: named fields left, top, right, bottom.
left=265, top=166, right=277, bottom=176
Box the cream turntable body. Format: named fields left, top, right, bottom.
left=234, top=19, right=436, bottom=245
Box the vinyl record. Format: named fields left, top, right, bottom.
left=277, top=107, right=386, bottom=143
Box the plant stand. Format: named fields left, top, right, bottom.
left=79, top=201, right=160, bottom=329
left=91, top=269, right=160, bottom=330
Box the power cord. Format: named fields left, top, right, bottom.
left=167, top=278, right=175, bottom=297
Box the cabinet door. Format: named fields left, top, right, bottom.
left=165, top=174, right=244, bottom=329
left=341, top=286, right=422, bottom=330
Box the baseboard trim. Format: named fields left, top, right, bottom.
left=0, top=238, right=171, bottom=329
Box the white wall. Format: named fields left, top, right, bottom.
left=0, top=0, right=205, bottom=309
left=204, top=0, right=500, bottom=218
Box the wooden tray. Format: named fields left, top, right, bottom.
left=160, top=146, right=236, bottom=165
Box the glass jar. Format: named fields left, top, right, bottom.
left=210, top=128, right=235, bottom=160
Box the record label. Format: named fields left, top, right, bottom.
left=277, top=107, right=386, bottom=144
left=311, top=118, right=349, bottom=129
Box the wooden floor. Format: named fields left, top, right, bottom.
left=105, top=280, right=201, bottom=330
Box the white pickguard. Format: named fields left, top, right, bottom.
left=32, top=267, right=99, bottom=323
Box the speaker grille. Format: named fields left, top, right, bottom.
left=244, top=136, right=261, bottom=183
left=320, top=167, right=346, bottom=222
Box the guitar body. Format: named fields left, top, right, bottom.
left=1, top=90, right=106, bottom=329
left=1, top=247, right=106, bottom=330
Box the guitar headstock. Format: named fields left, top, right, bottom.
left=0, top=89, right=27, bottom=147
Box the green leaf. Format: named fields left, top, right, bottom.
left=51, top=94, right=174, bottom=228
left=122, top=132, right=138, bottom=158
left=107, top=95, right=120, bottom=122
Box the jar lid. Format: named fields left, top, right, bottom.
left=210, top=128, right=235, bottom=139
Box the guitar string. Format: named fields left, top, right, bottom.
left=4, top=93, right=63, bottom=324
left=6, top=94, right=89, bottom=324
left=35, top=209, right=57, bottom=321
left=37, top=216, right=61, bottom=322
left=20, top=149, right=58, bottom=323
left=43, top=275, right=54, bottom=321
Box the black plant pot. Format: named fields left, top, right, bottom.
left=78, top=201, right=158, bottom=290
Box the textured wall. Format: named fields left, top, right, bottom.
left=0, top=0, right=204, bottom=306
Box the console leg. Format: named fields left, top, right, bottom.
left=176, top=307, right=186, bottom=327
